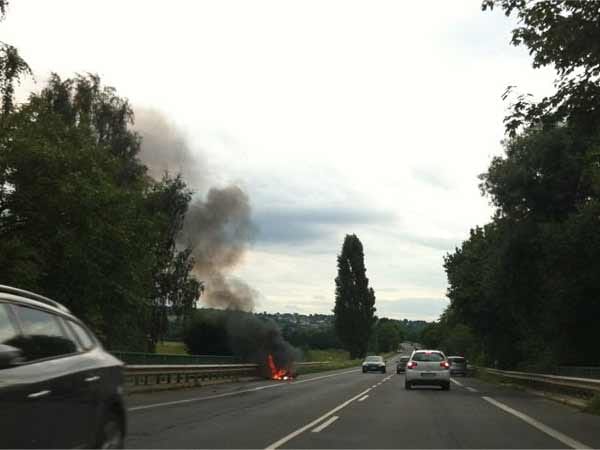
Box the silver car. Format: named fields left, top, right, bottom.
left=404, top=349, right=450, bottom=390
left=448, top=356, right=467, bottom=376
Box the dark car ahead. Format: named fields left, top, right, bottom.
left=396, top=355, right=410, bottom=374
left=362, top=355, right=386, bottom=373
left=0, top=285, right=126, bottom=448
left=447, top=356, right=467, bottom=377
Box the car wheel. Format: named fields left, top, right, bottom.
left=404, top=381, right=411, bottom=390
left=441, top=382, right=450, bottom=391
left=96, top=412, right=124, bottom=449
left=382, top=368, right=386, bottom=373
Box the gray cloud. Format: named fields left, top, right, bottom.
left=253, top=206, right=395, bottom=245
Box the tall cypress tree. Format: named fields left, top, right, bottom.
left=334, top=234, right=376, bottom=359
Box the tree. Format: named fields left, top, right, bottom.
left=0, top=74, right=201, bottom=350
left=439, top=1, right=600, bottom=369
left=334, top=234, right=376, bottom=359
left=375, top=318, right=404, bottom=353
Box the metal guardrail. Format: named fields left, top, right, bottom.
left=112, top=351, right=237, bottom=365
left=557, top=366, right=600, bottom=380
left=124, top=361, right=330, bottom=392
left=480, top=367, right=600, bottom=397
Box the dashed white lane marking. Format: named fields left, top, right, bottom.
left=129, top=368, right=360, bottom=412
left=482, top=396, right=591, bottom=449
left=450, top=378, right=464, bottom=386
left=265, top=387, right=371, bottom=449
left=466, top=386, right=478, bottom=393
left=311, top=416, right=339, bottom=433
left=358, top=395, right=369, bottom=402
left=371, top=385, right=377, bottom=388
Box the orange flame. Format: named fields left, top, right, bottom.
left=267, top=354, right=292, bottom=380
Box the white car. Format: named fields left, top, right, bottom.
left=404, top=349, right=450, bottom=390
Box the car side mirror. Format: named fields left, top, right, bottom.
left=0, top=344, right=22, bottom=369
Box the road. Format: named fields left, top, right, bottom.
left=127, top=357, right=600, bottom=449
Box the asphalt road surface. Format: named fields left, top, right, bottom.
left=127, top=357, right=600, bottom=449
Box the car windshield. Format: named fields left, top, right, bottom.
left=365, top=356, right=382, bottom=362
left=412, top=352, right=444, bottom=362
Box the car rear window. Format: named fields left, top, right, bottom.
left=400, top=356, right=410, bottom=362
left=412, top=352, right=444, bottom=362
left=449, top=357, right=466, bottom=363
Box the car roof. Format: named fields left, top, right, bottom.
left=412, top=349, right=445, bottom=355
left=0, top=284, right=71, bottom=316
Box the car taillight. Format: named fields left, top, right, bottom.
left=441, top=361, right=450, bottom=369
left=407, top=362, right=417, bottom=369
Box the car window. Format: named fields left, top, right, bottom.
left=0, top=303, right=18, bottom=344
left=11, top=305, right=78, bottom=361
left=450, top=357, right=465, bottom=363
left=366, top=356, right=382, bottom=362
left=68, top=320, right=95, bottom=350
left=412, top=352, right=444, bottom=362
left=400, top=356, right=410, bottom=362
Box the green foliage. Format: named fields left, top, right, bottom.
left=334, top=234, right=377, bottom=359
left=0, top=74, right=200, bottom=350
left=374, top=318, right=404, bottom=353
left=441, top=2, right=600, bottom=369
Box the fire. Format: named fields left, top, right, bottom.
left=267, top=354, right=293, bottom=380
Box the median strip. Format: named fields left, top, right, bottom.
left=482, top=396, right=591, bottom=449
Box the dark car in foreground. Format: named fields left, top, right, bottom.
left=362, top=355, right=386, bottom=373
left=448, top=356, right=468, bottom=376
left=0, top=285, right=126, bottom=448
left=396, top=355, right=410, bottom=373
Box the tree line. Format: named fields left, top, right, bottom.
left=424, top=1, right=600, bottom=370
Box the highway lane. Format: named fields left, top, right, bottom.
left=127, top=359, right=600, bottom=449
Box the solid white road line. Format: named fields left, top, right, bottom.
left=357, top=395, right=369, bottom=402
left=265, top=387, right=372, bottom=449
left=311, top=416, right=339, bottom=433
left=129, top=368, right=360, bottom=412
left=466, top=386, right=478, bottom=393
left=450, top=378, right=464, bottom=386
left=482, top=396, right=591, bottom=449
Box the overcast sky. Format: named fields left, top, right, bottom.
left=3, top=0, right=556, bottom=320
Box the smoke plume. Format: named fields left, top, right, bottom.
left=135, top=109, right=258, bottom=311
left=135, top=109, right=299, bottom=373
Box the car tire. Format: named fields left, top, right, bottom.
left=382, top=368, right=386, bottom=374
left=441, top=382, right=450, bottom=391
left=362, top=368, right=367, bottom=373
left=405, top=381, right=411, bottom=390
left=95, top=412, right=124, bottom=449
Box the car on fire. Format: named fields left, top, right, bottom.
left=362, top=355, right=386, bottom=373
left=0, top=285, right=127, bottom=448
left=404, top=349, right=450, bottom=390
